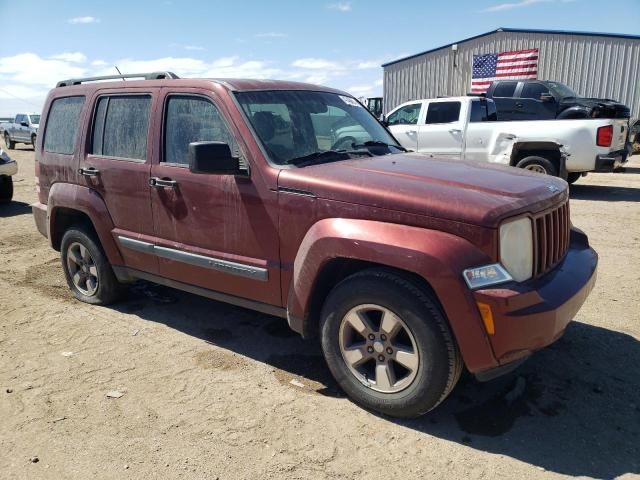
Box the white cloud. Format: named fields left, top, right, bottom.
left=327, top=2, right=352, bottom=11
left=91, top=60, right=108, bottom=67
left=255, top=32, right=288, bottom=38
left=68, top=16, right=100, bottom=24
left=183, top=45, right=205, bottom=51
left=291, top=58, right=344, bottom=70
left=483, top=0, right=551, bottom=11
left=50, top=52, right=87, bottom=63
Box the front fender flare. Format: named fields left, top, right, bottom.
left=47, top=182, right=124, bottom=265
left=287, top=218, right=499, bottom=372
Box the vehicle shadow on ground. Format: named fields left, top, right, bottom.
left=0, top=201, right=31, bottom=217
left=116, top=282, right=640, bottom=478
left=570, top=184, right=640, bottom=202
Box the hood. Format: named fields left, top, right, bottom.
left=278, top=154, right=568, bottom=227
left=560, top=98, right=630, bottom=118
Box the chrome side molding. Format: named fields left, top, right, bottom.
left=117, top=236, right=268, bottom=281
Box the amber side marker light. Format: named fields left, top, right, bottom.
left=476, top=302, right=495, bottom=335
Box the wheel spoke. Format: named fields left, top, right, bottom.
left=375, top=363, right=395, bottom=390
left=88, top=265, right=98, bottom=277
left=344, top=311, right=373, bottom=337
left=380, top=310, right=402, bottom=338
left=68, top=247, right=82, bottom=266
left=86, top=276, right=97, bottom=294
left=394, top=348, right=419, bottom=372
left=342, top=345, right=368, bottom=367
left=79, top=244, right=90, bottom=262
left=73, top=272, right=82, bottom=287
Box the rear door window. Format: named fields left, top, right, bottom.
left=44, top=96, right=85, bottom=155
left=92, top=95, right=151, bottom=160
left=492, top=81, right=518, bottom=98
left=470, top=101, right=487, bottom=122
left=425, top=101, right=461, bottom=124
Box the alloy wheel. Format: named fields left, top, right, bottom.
left=66, top=242, right=99, bottom=296
left=338, top=304, right=419, bottom=393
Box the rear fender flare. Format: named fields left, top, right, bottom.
left=287, top=218, right=498, bottom=371
left=47, top=182, right=124, bottom=265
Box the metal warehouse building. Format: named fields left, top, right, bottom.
left=382, top=28, right=640, bottom=118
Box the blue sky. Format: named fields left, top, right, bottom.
left=0, top=0, right=638, bottom=116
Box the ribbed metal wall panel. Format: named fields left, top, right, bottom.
left=383, top=31, right=640, bottom=120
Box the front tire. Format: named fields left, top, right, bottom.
left=4, top=133, right=15, bottom=150
left=31, top=134, right=37, bottom=149
left=0, top=176, right=13, bottom=203
left=320, top=269, right=462, bottom=418
left=60, top=227, right=124, bottom=305
left=516, top=155, right=559, bottom=176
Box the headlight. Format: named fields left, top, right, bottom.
left=499, top=217, right=533, bottom=282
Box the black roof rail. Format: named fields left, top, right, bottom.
left=56, top=71, right=179, bottom=87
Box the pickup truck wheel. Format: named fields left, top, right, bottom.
left=60, top=227, right=124, bottom=305
left=320, top=269, right=462, bottom=418
left=4, top=133, right=15, bottom=150
left=567, top=172, right=582, bottom=184
left=516, top=156, right=558, bottom=176
left=0, top=176, right=13, bottom=203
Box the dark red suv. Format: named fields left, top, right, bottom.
left=32, top=72, right=597, bottom=417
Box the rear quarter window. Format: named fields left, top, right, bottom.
left=44, top=96, right=85, bottom=155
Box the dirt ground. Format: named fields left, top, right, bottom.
left=1, top=146, right=639, bottom=480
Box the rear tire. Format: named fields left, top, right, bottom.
left=0, top=176, right=13, bottom=203
left=60, top=226, right=124, bottom=305
left=567, top=172, right=582, bottom=184
left=4, top=133, right=15, bottom=150
left=320, top=269, right=462, bottom=418
left=516, top=155, right=558, bottom=176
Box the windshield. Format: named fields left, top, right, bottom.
left=29, top=115, right=41, bottom=124
left=547, top=82, right=577, bottom=99
left=235, top=90, right=402, bottom=166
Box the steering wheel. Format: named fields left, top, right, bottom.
left=330, top=136, right=356, bottom=151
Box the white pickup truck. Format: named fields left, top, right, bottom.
left=383, top=97, right=629, bottom=184
left=3, top=113, right=40, bottom=149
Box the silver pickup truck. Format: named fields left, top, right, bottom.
left=3, top=113, right=40, bottom=149
left=0, top=148, right=17, bottom=203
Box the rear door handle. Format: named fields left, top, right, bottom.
left=149, top=177, right=178, bottom=188
left=515, top=103, right=524, bottom=108
left=79, top=167, right=100, bottom=177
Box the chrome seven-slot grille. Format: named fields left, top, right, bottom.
left=533, top=201, right=571, bottom=277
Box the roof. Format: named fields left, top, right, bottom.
left=382, top=27, right=640, bottom=67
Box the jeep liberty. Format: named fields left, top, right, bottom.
left=32, top=72, right=598, bottom=417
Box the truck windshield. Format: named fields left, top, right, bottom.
left=235, top=90, right=402, bottom=166
left=547, top=82, right=577, bottom=99
left=29, top=115, right=41, bottom=124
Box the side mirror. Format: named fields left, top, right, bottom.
left=540, top=93, right=555, bottom=103
left=188, top=141, right=243, bottom=175
left=379, top=115, right=389, bottom=127
left=20, top=121, right=29, bottom=127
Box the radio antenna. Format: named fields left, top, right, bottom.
left=115, top=66, right=125, bottom=80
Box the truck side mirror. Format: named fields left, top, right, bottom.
left=540, top=93, right=555, bottom=103
left=20, top=121, right=29, bottom=127
left=188, top=141, right=243, bottom=176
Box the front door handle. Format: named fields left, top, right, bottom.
left=515, top=102, right=524, bottom=108
left=407, top=130, right=417, bottom=135
left=449, top=128, right=462, bottom=134
left=149, top=177, right=178, bottom=188
left=79, top=167, right=100, bottom=177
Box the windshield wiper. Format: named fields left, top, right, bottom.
left=286, top=149, right=372, bottom=167
left=352, top=140, right=407, bottom=151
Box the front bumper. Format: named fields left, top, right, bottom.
left=471, top=228, right=597, bottom=377
left=594, top=149, right=629, bottom=172
left=0, top=159, right=18, bottom=177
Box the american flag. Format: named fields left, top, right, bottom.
left=471, top=48, right=539, bottom=93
